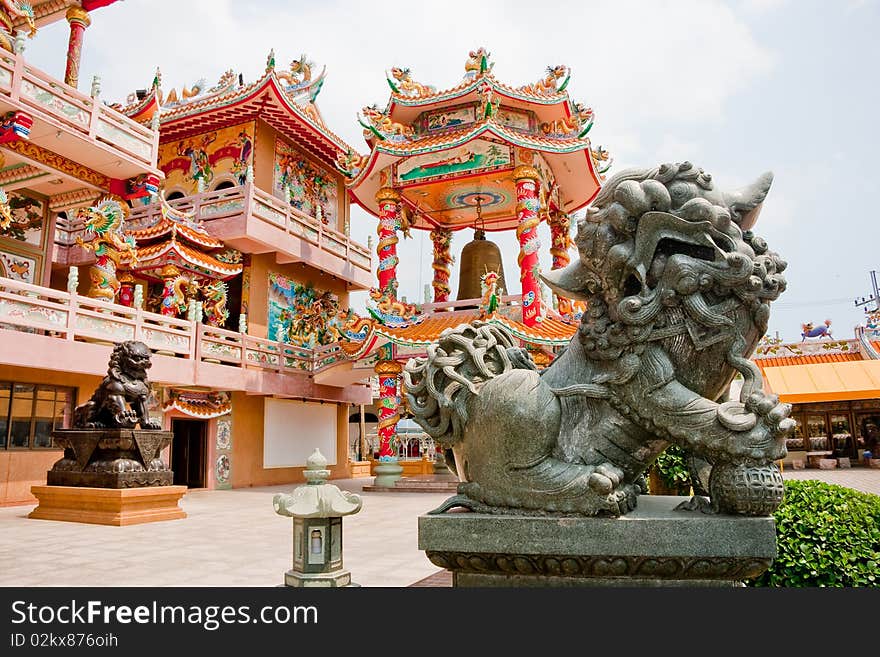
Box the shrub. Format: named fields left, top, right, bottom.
left=747, top=479, right=880, bottom=587
left=647, top=444, right=692, bottom=495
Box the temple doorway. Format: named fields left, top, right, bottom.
left=171, top=418, right=207, bottom=488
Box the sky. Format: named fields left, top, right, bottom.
left=22, top=0, right=880, bottom=342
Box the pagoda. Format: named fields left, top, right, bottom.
left=337, top=48, right=611, bottom=476
left=123, top=197, right=243, bottom=325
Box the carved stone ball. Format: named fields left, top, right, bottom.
left=709, top=463, right=785, bottom=516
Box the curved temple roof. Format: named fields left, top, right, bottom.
left=345, top=49, right=606, bottom=228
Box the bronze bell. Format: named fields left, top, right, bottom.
left=456, top=229, right=508, bottom=301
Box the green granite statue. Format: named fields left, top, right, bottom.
left=404, top=162, right=793, bottom=517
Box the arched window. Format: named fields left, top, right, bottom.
left=214, top=180, right=236, bottom=191
left=165, top=191, right=185, bottom=201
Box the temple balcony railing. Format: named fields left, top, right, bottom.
left=0, top=276, right=370, bottom=404
left=121, top=183, right=374, bottom=290
left=0, top=49, right=160, bottom=180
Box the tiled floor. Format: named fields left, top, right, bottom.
left=0, top=468, right=876, bottom=588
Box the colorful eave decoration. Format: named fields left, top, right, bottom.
left=121, top=55, right=353, bottom=169
left=124, top=237, right=242, bottom=281
left=341, top=309, right=577, bottom=362
left=163, top=389, right=232, bottom=419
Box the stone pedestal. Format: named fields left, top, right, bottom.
left=29, top=485, right=187, bottom=526
left=48, top=429, right=173, bottom=488
left=419, top=495, right=776, bottom=587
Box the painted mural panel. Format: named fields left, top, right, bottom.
left=497, top=106, right=532, bottom=131
left=272, top=138, right=338, bottom=226
left=158, top=121, right=254, bottom=195
left=215, top=418, right=232, bottom=490
left=0, top=192, right=45, bottom=246
left=423, top=104, right=477, bottom=132
left=394, top=138, right=512, bottom=186
left=267, top=271, right=343, bottom=347
left=0, top=249, right=37, bottom=283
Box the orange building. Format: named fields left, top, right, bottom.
left=753, top=317, right=880, bottom=469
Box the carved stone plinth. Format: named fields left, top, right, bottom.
left=47, top=429, right=173, bottom=489
left=29, top=485, right=187, bottom=526
left=419, top=495, right=776, bottom=587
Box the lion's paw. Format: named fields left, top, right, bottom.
left=588, top=462, right=624, bottom=494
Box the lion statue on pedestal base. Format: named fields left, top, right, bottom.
left=404, top=162, right=794, bottom=517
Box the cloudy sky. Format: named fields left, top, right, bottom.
left=24, top=0, right=880, bottom=342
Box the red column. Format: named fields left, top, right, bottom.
left=549, top=210, right=573, bottom=316
left=374, top=360, right=402, bottom=460
left=375, top=188, right=401, bottom=297
left=430, top=228, right=453, bottom=303
left=64, top=7, right=91, bottom=89
left=514, top=165, right=542, bottom=326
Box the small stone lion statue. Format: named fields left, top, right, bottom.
left=73, top=340, right=162, bottom=430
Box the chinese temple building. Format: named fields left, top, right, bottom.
left=754, top=312, right=880, bottom=470
left=0, top=1, right=166, bottom=505
left=337, top=49, right=610, bottom=479
left=0, top=33, right=374, bottom=505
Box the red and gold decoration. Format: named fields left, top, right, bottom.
left=374, top=359, right=403, bottom=460
left=430, top=228, right=453, bottom=303
left=64, top=6, right=91, bottom=89
left=548, top=210, right=575, bottom=316
left=375, top=187, right=401, bottom=297
left=0, top=111, right=33, bottom=144
left=514, top=164, right=542, bottom=326
left=117, top=271, right=135, bottom=307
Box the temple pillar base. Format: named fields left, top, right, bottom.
left=372, top=459, right=403, bottom=487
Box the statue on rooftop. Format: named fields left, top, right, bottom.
left=0, top=1, right=36, bottom=54
left=404, top=161, right=793, bottom=517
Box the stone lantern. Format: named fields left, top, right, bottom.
left=273, top=448, right=363, bottom=587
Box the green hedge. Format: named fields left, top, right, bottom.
left=747, top=479, right=880, bottom=587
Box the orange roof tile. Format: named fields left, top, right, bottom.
left=373, top=310, right=576, bottom=347
left=128, top=218, right=224, bottom=250
left=128, top=238, right=242, bottom=278
left=755, top=353, right=863, bottom=369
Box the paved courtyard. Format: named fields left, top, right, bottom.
left=0, top=469, right=877, bottom=588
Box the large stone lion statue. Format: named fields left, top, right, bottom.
left=74, top=340, right=162, bottom=430
left=403, top=162, right=794, bottom=517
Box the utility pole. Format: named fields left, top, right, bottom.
left=854, top=270, right=879, bottom=313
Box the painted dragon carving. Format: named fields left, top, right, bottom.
left=520, top=65, right=570, bottom=95
left=200, top=280, right=229, bottom=327
left=360, top=105, right=414, bottom=140
left=404, top=162, right=793, bottom=517
left=387, top=67, right=435, bottom=97
left=540, top=102, right=594, bottom=137
left=76, top=198, right=138, bottom=302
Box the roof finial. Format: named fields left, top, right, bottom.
left=266, top=48, right=276, bottom=73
